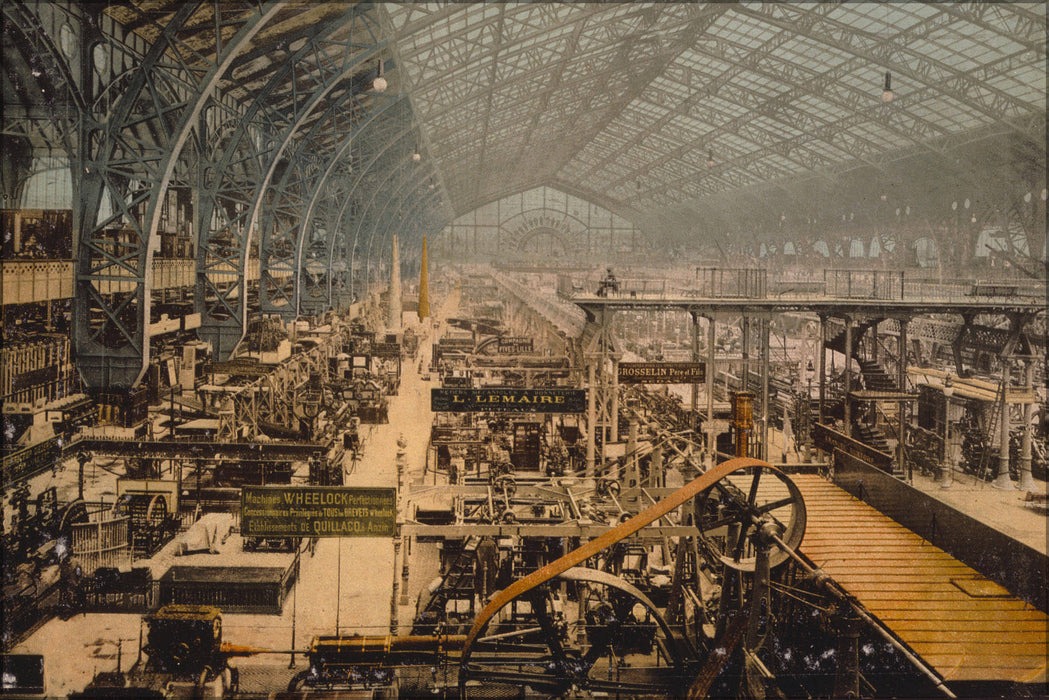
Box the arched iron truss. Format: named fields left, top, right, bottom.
left=354, top=150, right=435, bottom=288
left=370, top=168, right=445, bottom=275
left=294, top=97, right=412, bottom=316
left=1, top=1, right=85, bottom=201
left=319, top=117, right=411, bottom=311
left=316, top=110, right=448, bottom=311
left=75, top=1, right=288, bottom=389
left=10, top=0, right=447, bottom=383
left=196, top=4, right=388, bottom=357
left=6, top=1, right=1045, bottom=391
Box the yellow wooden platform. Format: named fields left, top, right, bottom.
left=792, top=473, right=1047, bottom=685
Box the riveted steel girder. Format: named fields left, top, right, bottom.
left=255, top=57, right=389, bottom=321
left=368, top=167, right=442, bottom=269
left=367, top=191, right=444, bottom=295
left=2, top=1, right=85, bottom=156
left=295, top=94, right=412, bottom=315
left=375, top=186, right=446, bottom=270
left=360, top=163, right=423, bottom=286
left=193, top=4, right=383, bottom=359
left=73, top=1, right=283, bottom=390
left=341, top=131, right=421, bottom=293
left=318, top=111, right=423, bottom=310
left=249, top=53, right=389, bottom=323
left=352, top=154, right=432, bottom=288
left=258, top=78, right=400, bottom=318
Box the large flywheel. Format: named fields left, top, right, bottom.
left=693, top=463, right=805, bottom=571
left=459, top=457, right=808, bottom=696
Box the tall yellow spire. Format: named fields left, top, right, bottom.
left=417, top=236, right=430, bottom=321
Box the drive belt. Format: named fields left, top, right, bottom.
left=461, top=456, right=771, bottom=660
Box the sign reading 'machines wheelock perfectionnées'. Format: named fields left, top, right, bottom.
left=431, top=387, right=586, bottom=413
left=241, top=486, right=396, bottom=538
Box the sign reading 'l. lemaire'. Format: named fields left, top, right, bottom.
left=241, top=486, right=396, bottom=538
left=617, top=362, right=706, bottom=384
left=431, top=388, right=586, bottom=413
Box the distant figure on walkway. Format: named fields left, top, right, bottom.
left=597, top=268, right=620, bottom=297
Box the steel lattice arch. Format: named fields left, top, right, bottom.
left=2, top=1, right=1044, bottom=389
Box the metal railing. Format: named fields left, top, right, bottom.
left=692, top=267, right=767, bottom=299
left=824, top=269, right=903, bottom=300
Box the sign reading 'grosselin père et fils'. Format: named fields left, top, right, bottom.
left=618, top=362, right=706, bottom=384
left=241, top=487, right=396, bottom=538
left=431, top=388, right=586, bottom=413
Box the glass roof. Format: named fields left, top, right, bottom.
left=383, top=2, right=1046, bottom=221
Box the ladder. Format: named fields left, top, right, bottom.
left=976, top=377, right=1007, bottom=484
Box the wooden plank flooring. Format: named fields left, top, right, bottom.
left=792, top=473, right=1048, bottom=685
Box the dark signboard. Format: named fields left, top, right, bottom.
left=812, top=423, right=894, bottom=471
left=0, top=655, right=44, bottom=695
left=618, top=362, right=706, bottom=384
left=431, top=387, right=586, bottom=413
left=203, top=360, right=269, bottom=377
left=11, top=365, right=58, bottom=392
left=497, top=337, right=534, bottom=354
left=1, top=436, right=61, bottom=487
left=372, top=342, right=401, bottom=358
left=241, top=486, right=396, bottom=538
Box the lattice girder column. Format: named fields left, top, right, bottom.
left=75, top=1, right=285, bottom=389
left=580, top=306, right=621, bottom=477
left=193, top=4, right=384, bottom=358
left=297, top=96, right=412, bottom=315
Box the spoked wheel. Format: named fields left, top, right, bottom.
left=460, top=459, right=802, bottom=696
left=459, top=568, right=693, bottom=698
left=693, top=463, right=806, bottom=571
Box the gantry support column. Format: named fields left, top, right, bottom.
left=690, top=312, right=700, bottom=419
left=707, top=315, right=716, bottom=462
left=843, top=316, right=853, bottom=438
left=706, top=315, right=716, bottom=422
left=897, top=318, right=909, bottom=480
left=387, top=234, right=402, bottom=330
left=582, top=306, right=619, bottom=478
left=741, top=315, right=751, bottom=392
left=586, top=360, right=596, bottom=477
left=871, top=320, right=879, bottom=363
left=1019, top=360, right=1036, bottom=491
left=760, top=316, right=770, bottom=461
left=818, top=314, right=827, bottom=426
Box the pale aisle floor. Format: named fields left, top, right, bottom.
left=10, top=300, right=453, bottom=696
